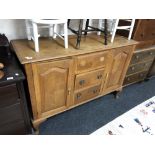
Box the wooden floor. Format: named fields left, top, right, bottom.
left=11, top=34, right=138, bottom=64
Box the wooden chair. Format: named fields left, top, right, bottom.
left=25, top=19, right=68, bottom=52
left=98, top=19, right=135, bottom=42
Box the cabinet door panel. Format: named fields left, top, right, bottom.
left=32, top=59, right=73, bottom=118
left=40, top=67, right=68, bottom=112
left=104, top=46, right=133, bottom=92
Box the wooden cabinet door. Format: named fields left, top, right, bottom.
left=32, top=59, right=74, bottom=119
left=103, top=47, right=133, bottom=93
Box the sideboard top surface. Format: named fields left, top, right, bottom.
left=11, top=34, right=138, bottom=64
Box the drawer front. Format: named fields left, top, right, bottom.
left=0, top=84, right=19, bottom=108
left=75, top=52, right=108, bottom=73
left=135, top=40, right=155, bottom=50
left=74, top=85, right=101, bottom=104
left=75, top=68, right=105, bottom=90
left=124, top=71, right=148, bottom=85
left=0, top=102, right=24, bottom=126
left=130, top=50, right=155, bottom=65
left=127, top=61, right=153, bottom=75
left=0, top=120, right=27, bottom=135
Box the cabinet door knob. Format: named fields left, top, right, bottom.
left=131, top=67, right=135, bottom=70
left=79, top=79, right=85, bottom=85
left=150, top=52, right=153, bottom=55
left=100, top=57, right=105, bottom=62
left=97, top=74, right=102, bottom=79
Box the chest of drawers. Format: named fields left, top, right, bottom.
left=0, top=53, right=32, bottom=134
left=123, top=47, right=155, bottom=86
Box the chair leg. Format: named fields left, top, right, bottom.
left=111, top=19, right=119, bottom=43
left=53, top=24, right=57, bottom=39
left=25, top=20, right=31, bottom=40
left=49, top=24, right=53, bottom=37
left=32, top=22, right=39, bottom=52
left=64, top=22, right=68, bottom=48
left=84, top=19, right=89, bottom=36
left=128, top=19, right=135, bottom=40
left=97, top=19, right=102, bottom=35
left=76, top=19, right=83, bottom=49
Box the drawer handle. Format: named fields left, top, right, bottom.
left=76, top=93, right=82, bottom=99
left=79, top=80, right=85, bottom=85
left=144, top=63, right=148, bottom=66
left=127, top=77, right=130, bottom=81
left=149, top=52, right=153, bottom=55
left=100, top=57, right=105, bottom=62
left=140, top=34, right=144, bottom=37
left=93, top=89, right=98, bottom=94
left=131, top=67, right=135, bottom=70
left=136, top=55, right=139, bottom=59
left=97, top=74, right=102, bottom=79
left=139, top=73, right=144, bottom=77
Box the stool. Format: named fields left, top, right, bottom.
left=68, top=19, right=108, bottom=49
left=25, top=19, right=68, bottom=52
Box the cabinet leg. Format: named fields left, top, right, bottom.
left=113, top=90, right=122, bottom=99
left=32, top=118, right=47, bottom=134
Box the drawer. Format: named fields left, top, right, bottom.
left=75, top=52, right=108, bottom=73
left=74, top=85, right=101, bottom=104
left=130, top=49, right=155, bottom=65
left=74, top=68, right=105, bottom=90
left=124, top=71, right=148, bottom=86
left=135, top=40, right=155, bottom=50
left=0, top=120, right=27, bottom=135
left=0, top=102, right=24, bottom=126
left=127, top=61, right=153, bottom=75
left=0, top=84, right=19, bottom=108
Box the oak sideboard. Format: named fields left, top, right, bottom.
left=11, top=34, right=137, bottom=129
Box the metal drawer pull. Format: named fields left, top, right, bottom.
left=136, top=55, right=139, bottom=59
left=131, top=67, right=135, bottom=70
left=149, top=52, right=153, bottom=55
left=97, top=74, right=102, bottom=79
left=127, top=77, right=130, bottom=81
left=144, top=63, right=148, bottom=66
left=93, top=89, right=98, bottom=94
left=76, top=93, right=82, bottom=99
left=79, top=79, right=85, bottom=85
left=139, top=73, right=144, bottom=77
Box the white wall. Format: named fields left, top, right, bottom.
left=0, top=19, right=27, bottom=40
left=0, top=19, right=112, bottom=41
